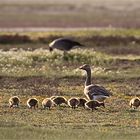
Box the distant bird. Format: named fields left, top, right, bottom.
left=9, top=96, right=20, bottom=108
left=49, top=38, right=83, bottom=54
left=79, top=64, right=111, bottom=102
left=129, top=97, right=140, bottom=109
left=78, top=98, right=88, bottom=108
left=68, top=97, right=79, bottom=109
left=27, top=98, right=38, bottom=109
left=42, top=98, right=53, bottom=110
left=52, top=96, right=67, bottom=107
left=85, top=100, right=105, bottom=111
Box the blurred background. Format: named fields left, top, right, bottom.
left=0, top=0, right=140, bottom=30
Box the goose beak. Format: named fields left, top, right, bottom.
left=49, top=47, right=53, bottom=52
left=79, top=66, right=83, bottom=69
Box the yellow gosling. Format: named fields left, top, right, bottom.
left=42, top=98, right=53, bottom=110
left=78, top=98, right=88, bottom=108
left=129, top=97, right=140, bottom=109
left=27, top=98, right=38, bottom=109
left=52, top=96, right=67, bottom=107
left=68, top=97, right=79, bottom=109
left=85, top=100, right=105, bottom=111
left=9, top=96, right=20, bottom=108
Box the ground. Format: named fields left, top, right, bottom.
left=0, top=0, right=140, bottom=28
left=0, top=1, right=140, bottom=139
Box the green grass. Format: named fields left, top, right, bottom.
left=0, top=126, right=139, bottom=140
left=1, top=28, right=140, bottom=37
left=0, top=48, right=139, bottom=77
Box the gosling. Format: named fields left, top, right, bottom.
left=9, top=96, right=20, bottom=108
left=78, top=98, right=88, bottom=108
left=68, top=97, right=79, bottom=109
left=52, top=96, right=67, bottom=107
left=27, top=98, right=38, bottom=109
left=129, top=97, right=140, bottom=109
left=50, top=96, right=57, bottom=100
left=42, top=98, right=53, bottom=110
left=85, top=100, right=105, bottom=111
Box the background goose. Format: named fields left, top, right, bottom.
left=49, top=38, right=84, bottom=54
left=79, top=64, right=111, bottom=102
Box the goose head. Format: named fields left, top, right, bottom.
left=79, top=64, right=91, bottom=71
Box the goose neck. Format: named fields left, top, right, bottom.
left=85, top=69, right=91, bottom=86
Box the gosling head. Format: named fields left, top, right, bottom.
left=100, top=102, right=105, bottom=108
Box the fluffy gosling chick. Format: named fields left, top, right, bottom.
left=50, top=96, right=57, bottom=100
left=9, top=96, right=20, bottom=108
left=52, top=96, right=67, bottom=106
left=27, top=98, right=38, bottom=109
left=78, top=98, right=88, bottom=108
left=129, top=97, right=140, bottom=109
left=42, top=98, right=53, bottom=109
left=68, top=97, right=79, bottom=109
left=85, top=100, right=105, bottom=111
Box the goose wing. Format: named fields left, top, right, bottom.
left=85, top=84, right=111, bottom=97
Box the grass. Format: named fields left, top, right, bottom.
left=1, top=28, right=140, bottom=37
left=0, top=30, right=139, bottom=139
left=0, top=126, right=139, bottom=140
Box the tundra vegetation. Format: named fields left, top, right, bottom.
left=0, top=29, right=139, bottom=140
left=0, top=0, right=140, bottom=139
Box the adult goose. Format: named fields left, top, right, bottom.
left=49, top=38, right=83, bottom=54
left=79, top=64, right=111, bottom=102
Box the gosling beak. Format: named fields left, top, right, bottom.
left=103, top=103, right=105, bottom=108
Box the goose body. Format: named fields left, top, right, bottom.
left=84, top=84, right=110, bottom=102
left=79, top=64, right=111, bottom=102
left=49, top=38, right=83, bottom=53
